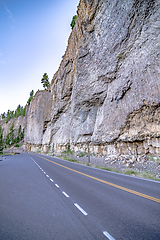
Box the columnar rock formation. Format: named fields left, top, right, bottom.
left=20, top=0, right=160, bottom=155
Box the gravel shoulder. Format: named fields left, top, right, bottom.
left=1, top=147, right=160, bottom=181
left=56, top=151, right=160, bottom=182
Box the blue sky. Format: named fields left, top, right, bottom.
left=0, top=0, right=79, bottom=114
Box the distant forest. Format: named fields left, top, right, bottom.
left=0, top=90, right=34, bottom=123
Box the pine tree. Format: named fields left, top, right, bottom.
left=27, top=90, right=34, bottom=104
left=5, top=123, right=14, bottom=146
left=41, top=73, right=50, bottom=89
left=1, top=112, right=6, bottom=119
left=70, top=15, right=77, bottom=29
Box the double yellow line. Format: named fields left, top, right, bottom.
left=38, top=155, right=160, bottom=204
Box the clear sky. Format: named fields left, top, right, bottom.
left=0, top=0, right=79, bottom=114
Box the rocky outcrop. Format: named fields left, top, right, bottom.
left=2, top=115, right=26, bottom=139
left=24, top=90, right=52, bottom=152
left=25, top=0, right=160, bottom=155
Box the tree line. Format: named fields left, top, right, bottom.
left=0, top=73, right=51, bottom=122
left=0, top=123, right=24, bottom=154
left=5, top=123, right=24, bottom=146
left=0, top=90, right=35, bottom=122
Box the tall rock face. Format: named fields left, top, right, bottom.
left=25, top=0, right=160, bottom=155
left=25, top=90, right=52, bottom=152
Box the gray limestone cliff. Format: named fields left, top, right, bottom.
left=1, top=115, right=26, bottom=140
left=25, top=0, right=160, bottom=155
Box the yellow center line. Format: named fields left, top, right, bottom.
left=38, top=155, right=160, bottom=204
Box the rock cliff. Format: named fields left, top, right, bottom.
left=25, top=0, right=160, bottom=155
left=2, top=115, right=26, bottom=139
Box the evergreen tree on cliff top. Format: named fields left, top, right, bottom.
left=27, top=90, right=34, bottom=105
left=70, top=15, right=77, bottom=29
left=41, top=73, right=50, bottom=90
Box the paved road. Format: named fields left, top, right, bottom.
left=0, top=153, right=160, bottom=240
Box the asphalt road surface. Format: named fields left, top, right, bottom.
left=0, top=153, right=160, bottom=240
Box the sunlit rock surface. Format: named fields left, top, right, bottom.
left=24, top=0, right=160, bottom=155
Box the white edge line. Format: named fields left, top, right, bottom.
left=95, top=163, right=160, bottom=184
left=103, top=231, right=115, bottom=240
left=62, top=191, right=69, bottom=198
left=46, top=175, right=49, bottom=177
left=50, top=178, right=54, bottom=182
left=32, top=154, right=160, bottom=184
left=74, top=203, right=88, bottom=216
left=55, top=184, right=59, bottom=188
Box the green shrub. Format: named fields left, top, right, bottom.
left=27, top=90, right=34, bottom=105
left=15, top=143, right=19, bottom=147
left=70, top=15, right=77, bottom=29
left=125, top=170, right=136, bottom=175
left=78, top=152, right=87, bottom=157
left=62, top=149, right=73, bottom=155
left=63, top=156, right=78, bottom=162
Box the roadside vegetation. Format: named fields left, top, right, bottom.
left=0, top=123, right=24, bottom=155
left=49, top=146, right=160, bottom=182
left=5, top=123, right=24, bottom=148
